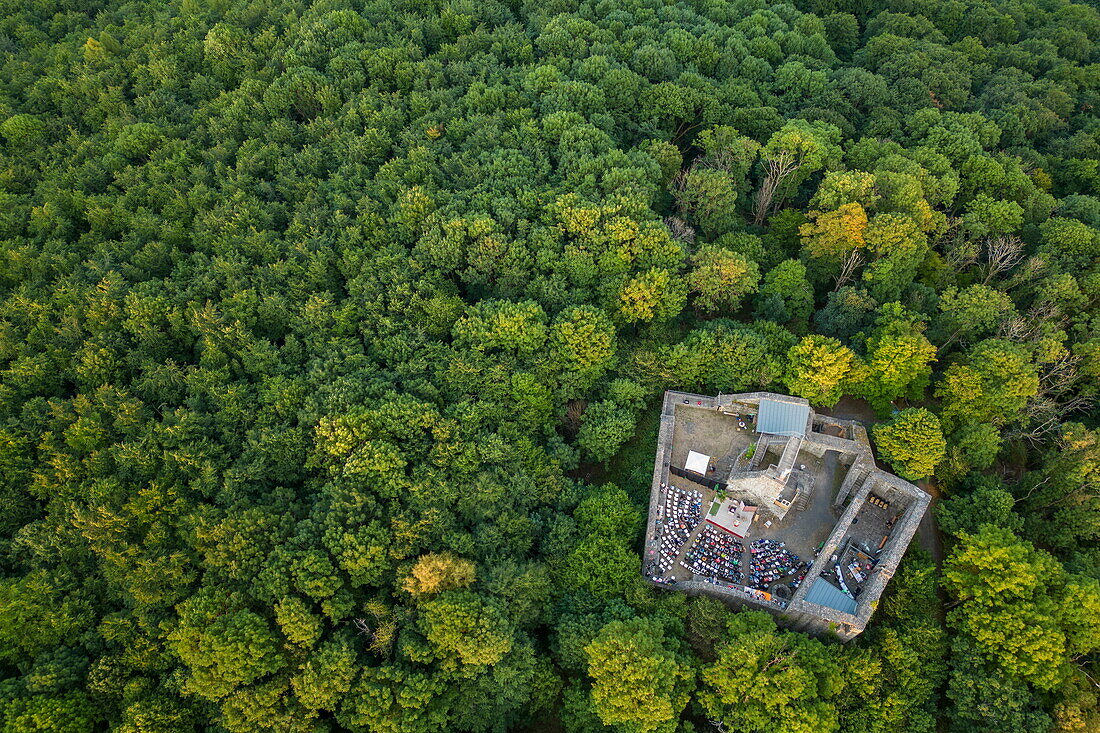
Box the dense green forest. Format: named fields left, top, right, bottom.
left=0, top=0, right=1099, bottom=730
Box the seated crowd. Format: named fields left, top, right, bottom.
left=681, top=526, right=744, bottom=583
left=748, top=538, right=805, bottom=591
left=648, top=484, right=702, bottom=578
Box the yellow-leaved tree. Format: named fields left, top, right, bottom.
left=402, top=553, right=476, bottom=596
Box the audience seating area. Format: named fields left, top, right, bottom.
left=748, top=538, right=804, bottom=591
left=648, top=485, right=702, bottom=578
left=681, top=526, right=743, bottom=583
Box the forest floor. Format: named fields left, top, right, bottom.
left=601, top=402, right=663, bottom=498
left=917, top=480, right=945, bottom=568
left=816, top=396, right=880, bottom=424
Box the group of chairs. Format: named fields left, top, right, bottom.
left=650, top=485, right=702, bottom=577
left=748, top=539, right=803, bottom=590
left=681, top=526, right=744, bottom=583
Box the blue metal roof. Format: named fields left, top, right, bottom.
left=804, top=578, right=858, bottom=615
left=757, top=399, right=810, bottom=437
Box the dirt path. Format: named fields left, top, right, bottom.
left=917, top=479, right=945, bottom=567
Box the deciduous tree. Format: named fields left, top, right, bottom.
left=584, top=619, right=693, bottom=733
left=402, top=553, right=476, bottom=596
left=699, top=612, right=843, bottom=733
left=872, top=408, right=946, bottom=480
left=784, top=335, right=858, bottom=407
left=688, top=245, right=761, bottom=314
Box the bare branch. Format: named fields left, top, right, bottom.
left=670, top=167, right=691, bottom=216
left=563, top=399, right=587, bottom=435
left=1003, top=254, right=1047, bottom=291
left=699, top=147, right=744, bottom=174
left=944, top=238, right=979, bottom=271
left=979, top=235, right=1025, bottom=286
left=1003, top=352, right=1093, bottom=445
left=1013, top=476, right=1051, bottom=504
left=833, top=249, right=865, bottom=291
left=998, top=301, right=1065, bottom=343
left=664, top=215, right=696, bottom=245
left=1039, top=351, right=1083, bottom=398
left=753, top=151, right=799, bottom=226
left=997, top=315, right=1031, bottom=342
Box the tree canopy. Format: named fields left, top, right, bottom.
left=0, top=0, right=1098, bottom=730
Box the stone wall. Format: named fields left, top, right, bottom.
left=673, top=580, right=792, bottom=614
left=800, top=440, right=828, bottom=458
left=642, top=392, right=679, bottom=565
left=834, top=459, right=869, bottom=508
left=850, top=487, right=930, bottom=625
left=786, top=464, right=876, bottom=629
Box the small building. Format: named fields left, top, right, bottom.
left=706, top=498, right=756, bottom=538
left=684, top=450, right=710, bottom=476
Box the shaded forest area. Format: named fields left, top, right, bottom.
left=0, top=0, right=1099, bottom=731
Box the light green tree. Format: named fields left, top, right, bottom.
left=699, top=612, right=843, bottom=733
left=547, top=305, right=617, bottom=396
left=942, top=526, right=1097, bottom=691
left=931, top=285, right=1015, bottom=352
left=962, top=194, right=1025, bottom=237
left=452, top=300, right=548, bottom=354
left=615, top=268, right=686, bottom=324
left=291, top=640, right=355, bottom=711
left=420, top=592, right=513, bottom=669
left=274, top=596, right=322, bottom=648
left=753, top=120, right=842, bottom=224
left=784, top=335, right=859, bottom=407
left=1038, top=217, right=1100, bottom=270
left=577, top=400, right=637, bottom=462
left=0, top=113, right=46, bottom=147
left=674, top=168, right=741, bottom=237
left=872, top=408, right=946, bottom=480
left=338, top=666, right=451, bottom=733
left=935, top=339, right=1038, bottom=432
left=688, top=245, right=761, bottom=314
left=858, top=327, right=936, bottom=417
left=755, top=259, right=814, bottom=329
left=402, top=553, right=476, bottom=596
left=584, top=619, right=694, bottom=733
left=169, top=590, right=285, bottom=700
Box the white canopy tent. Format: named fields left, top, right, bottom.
left=685, top=450, right=710, bottom=475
